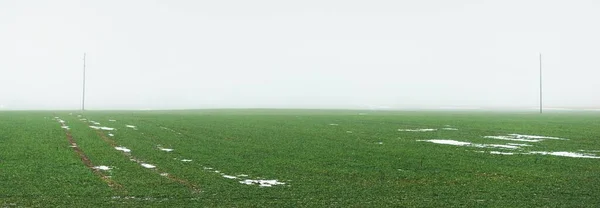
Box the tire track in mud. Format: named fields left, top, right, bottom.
left=80, top=119, right=202, bottom=194
left=54, top=116, right=124, bottom=191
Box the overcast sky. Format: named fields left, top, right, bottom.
left=1, top=0, right=599, bottom=110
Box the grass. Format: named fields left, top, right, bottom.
left=1, top=109, right=600, bottom=207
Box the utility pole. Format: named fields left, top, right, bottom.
left=82, top=53, right=86, bottom=111
left=539, top=53, right=542, bottom=114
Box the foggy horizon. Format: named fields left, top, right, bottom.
left=2, top=0, right=599, bottom=111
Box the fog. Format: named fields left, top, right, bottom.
left=1, top=0, right=599, bottom=110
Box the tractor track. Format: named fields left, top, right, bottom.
left=55, top=116, right=124, bottom=191
left=81, top=119, right=202, bottom=194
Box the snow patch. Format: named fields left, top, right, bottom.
left=181, top=159, right=192, bottom=162
left=126, top=125, right=137, bottom=129
left=398, top=129, right=437, bottom=132
left=419, top=140, right=519, bottom=149
left=489, top=151, right=515, bottom=155
left=441, top=128, right=458, bottom=131
left=223, top=175, right=237, bottom=179
left=529, top=151, right=600, bottom=159
left=115, top=146, right=131, bottom=153
left=484, top=134, right=566, bottom=142
left=239, top=179, right=285, bottom=187
left=89, top=126, right=115, bottom=131
left=506, top=143, right=533, bottom=147
left=93, top=166, right=112, bottom=171
left=141, top=163, right=156, bottom=168
left=159, top=148, right=174, bottom=152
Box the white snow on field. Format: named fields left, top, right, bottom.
left=160, top=173, right=169, bottom=177
left=346, top=131, right=353, bottom=133
left=484, top=134, right=566, bottom=142
left=223, top=175, right=237, bottom=179
left=93, top=166, right=112, bottom=171
left=126, top=125, right=137, bottom=129
left=529, top=151, right=600, bottom=159
left=108, top=133, right=114, bottom=137
left=419, top=139, right=520, bottom=149
left=141, top=163, right=156, bottom=168
left=115, top=146, right=131, bottom=153
left=483, top=136, right=542, bottom=142
left=489, top=151, right=515, bottom=155
left=90, top=121, right=101, bottom=125
left=181, top=159, right=192, bottom=162
left=89, top=126, right=115, bottom=131
left=442, top=128, right=458, bottom=131
left=58, top=119, right=66, bottom=124
left=109, top=119, right=116, bottom=122
left=239, top=179, right=285, bottom=187
left=329, top=123, right=339, bottom=126
left=421, top=139, right=471, bottom=146
left=398, top=129, right=437, bottom=132
left=509, top=134, right=566, bottom=140
left=159, top=148, right=174, bottom=152
left=506, top=143, right=533, bottom=147
left=61, top=126, right=70, bottom=130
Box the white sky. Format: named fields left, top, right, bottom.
left=1, top=0, right=599, bottom=110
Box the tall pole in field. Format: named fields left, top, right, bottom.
left=82, top=53, right=86, bottom=111
left=539, top=53, right=542, bottom=114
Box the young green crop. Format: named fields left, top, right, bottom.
left=1, top=110, right=600, bottom=207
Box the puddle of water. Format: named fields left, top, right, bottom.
left=115, top=146, right=131, bottom=153
left=239, top=179, right=285, bottom=187
left=141, top=163, right=156, bottom=168
left=89, top=126, right=116, bottom=131
left=398, top=129, right=437, bottom=132
left=94, top=166, right=112, bottom=170
left=159, top=148, right=174, bottom=152
left=181, top=159, right=192, bottom=162
left=419, top=140, right=519, bottom=149
left=223, top=175, right=237, bottom=179
left=529, top=151, right=600, bottom=159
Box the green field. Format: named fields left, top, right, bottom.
left=1, top=110, right=600, bottom=207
